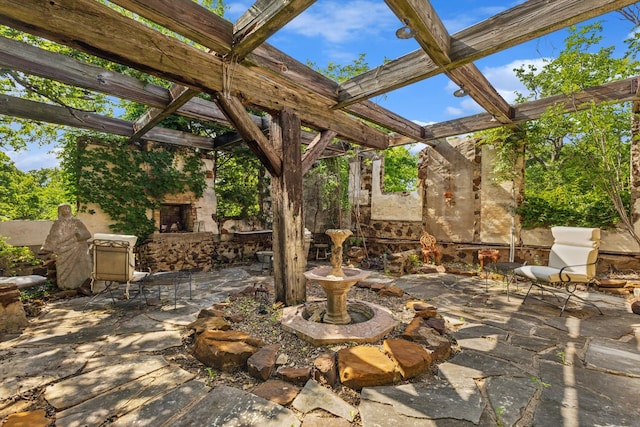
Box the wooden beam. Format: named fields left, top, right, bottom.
left=109, top=0, right=232, bottom=55
left=389, top=76, right=640, bottom=145
left=93, top=0, right=425, bottom=141
left=214, top=93, right=282, bottom=176
left=384, top=0, right=512, bottom=123
left=233, top=0, right=316, bottom=60
left=0, top=36, right=233, bottom=125
left=0, top=36, right=353, bottom=156
left=447, top=65, right=514, bottom=123
left=130, top=85, right=199, bottom=142
left=384, top=0, right=450, bottom=66
left=271, top=108, right=306, bottom=306
left=337, top=0, right=638, bottom=107
left=301, top=130, right=337, bottom=175
left=246, top=44, right=427, bottom=141
left=0, top=94, right=214, bottom=149
left=0, top=0, right=389, bottom=149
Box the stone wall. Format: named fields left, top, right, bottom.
left=347, top=138, right=640, bottom=271
left=137, top=231, right=275, bottom=273
left=138, top=232, right=217, bottom=272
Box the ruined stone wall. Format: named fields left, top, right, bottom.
left=347, top=138, right=640, bottom=270
left=424, top=138, right=477, bottom=242
left=347, top=152, right=424, bottom=258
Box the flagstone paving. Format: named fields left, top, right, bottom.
left=1, top=265, right=639, bottom=426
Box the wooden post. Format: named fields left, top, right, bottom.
left=271, top=108, right=306, bottom=305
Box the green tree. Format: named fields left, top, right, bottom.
left=383, top=146, right=418, bottom=192
left=214, top=145, right=264, bottom=218
left=481, top=23, right=639, bottom=239
left=0, top=152, right=68, bottom=220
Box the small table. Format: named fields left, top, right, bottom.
left=483, top=262, right=522, bottom=300
left=143, top=271, right=193, bottom=309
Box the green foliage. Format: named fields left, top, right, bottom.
left=407, top=254, right=422, bottom=268
left=308, top=53, right=370, bottom=84
left=479, top=23, right=638, bottom=230
left=72, top=137, right=206, bottom=240
left=0, top=152, right=69, bottom=220
left=383, top=146, right=418, bottom=192
left=214, top=146, right=264, bottom=218
left=0, top=237, right=39, bottom=276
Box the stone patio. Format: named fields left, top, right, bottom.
left=1, top=264, right=639, bottom=426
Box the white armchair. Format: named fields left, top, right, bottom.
left=514, top=227, right=602, bottom=316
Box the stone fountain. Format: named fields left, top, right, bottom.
left=281, top=229, right=397, bottom=345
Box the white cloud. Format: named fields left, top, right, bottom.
left=441, top=57, right=548, bottom=117
left=284, top=0, right=396, bottom=43
left=7, top=145, right=60, bottom=171
left=481, top=58, right=547, bottom=101
left=225, top=2, right=251, bottom=20
left=445, top=106, right=463, bottom=116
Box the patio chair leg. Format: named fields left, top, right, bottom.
left=522, top=282, right=536, bottom=303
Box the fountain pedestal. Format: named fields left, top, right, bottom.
left=303, top=265, right=369, bottom=324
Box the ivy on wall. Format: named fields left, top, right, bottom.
left=71, top=138, right=207, bottom=240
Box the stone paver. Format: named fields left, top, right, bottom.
left=292, top=379, right=357, bottom=421
left=1, top=265, right=639, bottom=426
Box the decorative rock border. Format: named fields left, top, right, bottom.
left=188, top=291, right=454, bottom=392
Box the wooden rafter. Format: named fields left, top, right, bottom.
left=389, top=76, right=640, bottom=145
left=0, top=0, right=389, bottom=149
left=447, top=65, right=514, bottom=123
left=101, top=0, right=426, bottom=141
left=0, top=36, right=350, bottom=158
left=0, top=94, right=214, bottom=149
left=130, top=85, right=199, bottom=142
left=338, top=0, right=638, bottom=107
left=214, top=93, right=283, bottom=176
left=233, top=0, right=316, bottom=60
left=109, top=0, right=232, bottom=56
left=301, top=130, right=337, bottom=175
left=385, top=0, right=513, bottom=123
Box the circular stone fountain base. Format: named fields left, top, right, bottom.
left=281, top=299, right=398, bottom=346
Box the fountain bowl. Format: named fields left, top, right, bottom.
left=304, top=266, right=371, bottom=324
left=281, top=299, right=397, bottom=346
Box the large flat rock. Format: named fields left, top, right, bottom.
left=535, top=359, right=640, bottom=426
left=111, top=379, right=210, bottom=426
left=45, top=354, right=169, bottom=409
left=55, top=365, right=195, bottom=426
left=164, top=384, right=300, bottom=426
left=0, top=347, right=93, bottom=400
left=360, top=381, right=484, bottom=424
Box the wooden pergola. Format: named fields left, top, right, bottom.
left=0, top=0, right=638, bottom=305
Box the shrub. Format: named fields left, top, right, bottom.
left=0, top=237, right=40, bottom=276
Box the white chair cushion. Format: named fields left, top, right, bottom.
left=131, top=271, right=150, bottom=283
left=551, top=227, right=600, bottom=248
left=514, top=265, right=591, bottom=283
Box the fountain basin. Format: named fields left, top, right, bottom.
left=304, top=266, right=371, bottom=324
left=281, top=300, right=397, bottom=346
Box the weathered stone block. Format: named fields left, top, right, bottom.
left=337, top=346, right=398, bottom=390
left=192, top=329, right=262, bottom=371
left=383, top=338, right=432, bottom=379
left=247, top=344, right=279, bottom=381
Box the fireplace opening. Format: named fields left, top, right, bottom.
left=160, top=204, right=193, bottom=232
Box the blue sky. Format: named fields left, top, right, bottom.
left=6, top=0, right=638, bottom=171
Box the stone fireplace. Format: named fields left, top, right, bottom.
left=160, top=203, right=195, bottom=233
